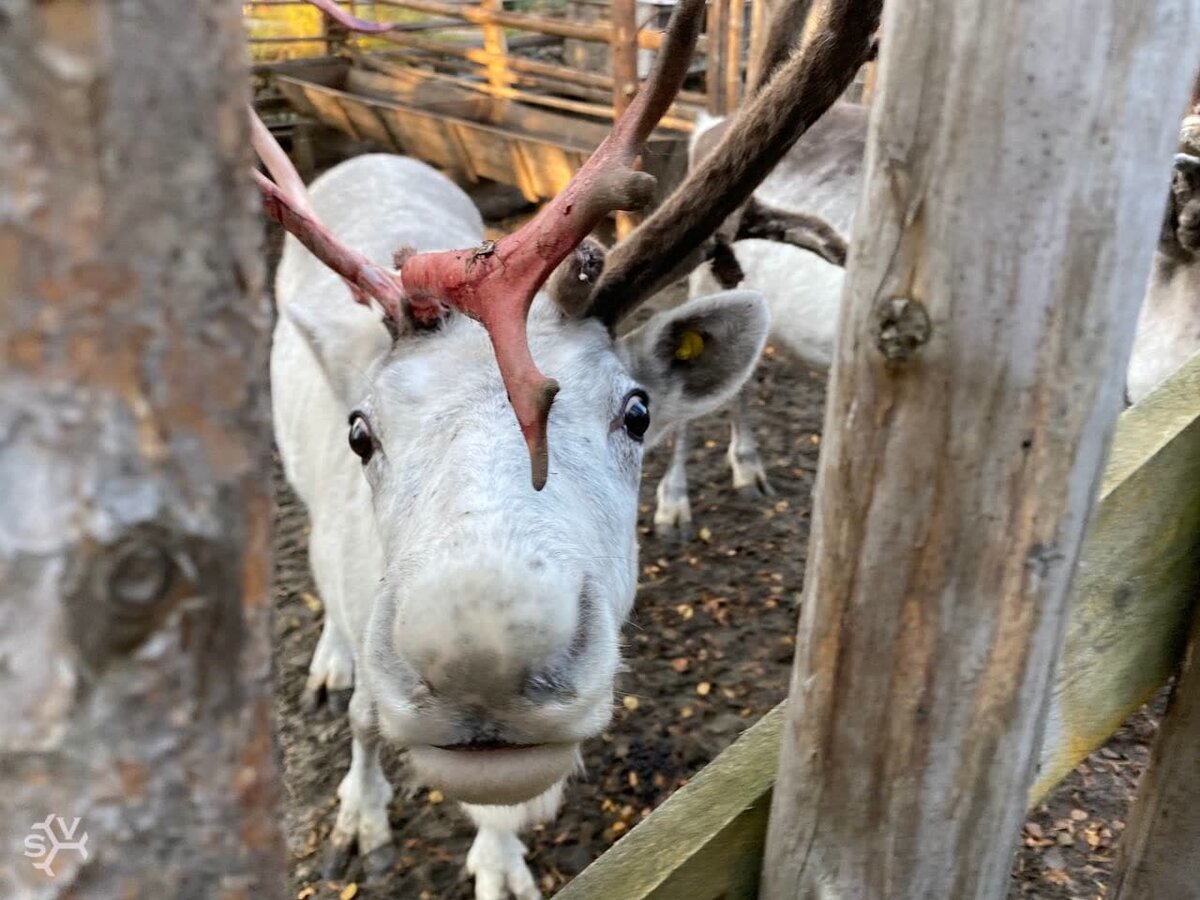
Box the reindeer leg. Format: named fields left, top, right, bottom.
left=303, top=613, right=355, bottom=714
left=323, top=689, right=395, bottom=879
left=462, top=782, right=564, bottom=900
left=654, top=423, right=695, bottom=540
left=727, top=389, right=773, bottom=497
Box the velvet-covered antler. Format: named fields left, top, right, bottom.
left=587, top=0, right=883, bottom=326
left=397, top=0, right=707, bottom=489
left=304, top=0, right=398, bottom=33
left=249, top=107, right=441, bottom=325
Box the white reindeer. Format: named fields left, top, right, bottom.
left=254, top=0, right=883, bottom=894
left=653, top=105, right=1200, bottom=536
left=272, top=152, right=767, bottom=892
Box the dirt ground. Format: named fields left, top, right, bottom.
left=271, top=336, right=1163, bottom=900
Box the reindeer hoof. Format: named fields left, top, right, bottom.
left=737, top=473, right=775, bottom=499
left=327, top=688, right=353, bottom=716
left=322, top=842, right=355, bottom=881
left=363, top=842, right=397, bottom=878
left=654, top=518, right=694, bottom=541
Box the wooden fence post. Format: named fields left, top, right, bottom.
left=1110, top=602, right=1200, bottom=900
left=759, top=0, right=1198, bottom=896
left=0, top=1, right=285, bottom=896
left=612, top=0, right=640, bottom=239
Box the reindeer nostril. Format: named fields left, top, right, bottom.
left=525, top=670, right=575, bottom=702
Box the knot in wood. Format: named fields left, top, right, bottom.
left=872, top=296, right=931, bottom=361
left=108, top=540, right=175, bottom=616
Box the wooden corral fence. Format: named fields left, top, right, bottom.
left=557, top=0, right=1200, bottom=897
left=246, top=0, right=856, bottom=202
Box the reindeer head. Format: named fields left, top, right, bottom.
left=1169, top=153, right=1200, bottom=254
left=260, top=0, right=880, bottom=805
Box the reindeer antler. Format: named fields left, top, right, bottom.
left=304, top=0, right=398, bottom=33
left=398, top=0, right=706, bottom=489
left=252, top=0, right=702, bottom=488
left=588, top=0, right=883, bottom=325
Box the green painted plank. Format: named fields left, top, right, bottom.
left=556, top=706, right=782, bottom=900
left=560, top=353, right=1200, bottom=898
left=1031, top=351, right=1200, bottom=801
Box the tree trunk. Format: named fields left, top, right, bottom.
left=759, top=0, right=1198, bottom=896
left=1110, top=602, right=1200, bottom=900
left=0, top=1, right=285, bottom=897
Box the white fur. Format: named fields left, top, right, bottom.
left=272, top=153, right=769, bottom=897
left=657, top=107, right=1200, bottom=532
left=1128, top=253, right=1200, bottom=402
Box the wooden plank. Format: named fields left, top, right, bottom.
left=552, top=354, right=1200, bottom=899
left=479, top=0, right=509, bottom=95
left=1111, top=599, right=1200, bottom=900
left=706, top=0, right=729, bottom=114
left=611, top=0, right=639, bottom=118
left=1032, top=352, right=1200, bottom=800
left=372, top=0, right=688, bottom=51
left=303, top=84, right=364, bottom=139
left=745, top=0, right=772, bottom=91
left=725, top=0, right=746, bottom=110
left=761, top=0, right=1197, bottom=890
left=556, top=708, right=784, bottom=900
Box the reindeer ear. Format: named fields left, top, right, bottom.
left=618, top=289, right=769, bottom=446
left=282, top=300, right=392, bottom=404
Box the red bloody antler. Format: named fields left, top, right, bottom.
left=399, top=0, right=706, bottom=488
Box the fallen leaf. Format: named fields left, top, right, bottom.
left=301, top=592, right=322, bottom=614
left=622, top=696, right=640, bottom=712
left=1070, top=809, right=1088, bottom=822
left=297, top=888, right=316, bottom=900
left=696, top=682, right=712, bottom=696
left=427, top=789, right=444, bottom=805
left=671, top=657, right=690, bottom=673
left=1044, top=869, right=1073, bottom=887
left=698, top=527, right=713, bottom=543
left=340, top=884, right=359, bottom=900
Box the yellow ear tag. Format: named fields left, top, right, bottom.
left=675, top=329, right=705, bottom=361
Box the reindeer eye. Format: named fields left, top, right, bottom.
left=622, top=391, right=650, bottom=442
left=348, top=413, right=375, bottom=463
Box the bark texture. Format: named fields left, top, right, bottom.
left=759, top=0, right=1198, bottom=896
left=0, top=1, right=285, bottom=897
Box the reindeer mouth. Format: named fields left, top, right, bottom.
left=433, top=740, right=544, bottom=752
left=409, top=741, right=579, bottom=805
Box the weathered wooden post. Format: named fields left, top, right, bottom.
left=0, top=1, right=285, bottom=896
left=760, top=0, right=1198, bottom=896
left=1110, top=604, right=1200, bottom=900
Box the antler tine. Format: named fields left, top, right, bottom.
left=588, top=0, right=883, bottom=327
left=249, top=106, right=438, bottom=324
left=304, top=0, right=398, bottom=33
left=398, top=0, right=707, bottom=490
